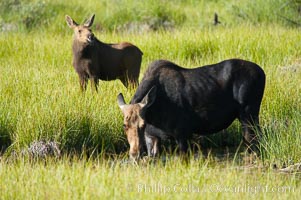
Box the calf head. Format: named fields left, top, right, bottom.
left=117, top=87, right=157, bottom=160
left=65, top=14, right=95, bottom=44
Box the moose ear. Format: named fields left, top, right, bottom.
left=117, top=93, right=127, bottom=111
left=84, top=14, right=95, bottom=27
left=139, top=86, right=157, bottom=118
left=65, top=15, right=78, bottom=28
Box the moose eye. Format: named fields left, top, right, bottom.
left=78, top=30, right=82, bottom=33
left=123, top=124, right=127, bottom=129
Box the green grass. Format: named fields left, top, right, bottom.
left=1, top=0, right=301, bottom=32
left=0, top=157, right=300, bottom=199
left=1, top=0, right=301, bottom=199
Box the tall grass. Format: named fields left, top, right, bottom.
left=0, top=157, right=300, bottom=199
left=1, top=24, right=300, bottom=161
left=0, top=0, right=301, bottom=199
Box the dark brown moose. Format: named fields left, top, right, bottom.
left=66, top=14, right=143, bottom=91
left=118, top=59, right=266, bottom=160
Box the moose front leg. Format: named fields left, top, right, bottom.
left=176, top=136, right=189, bottom=164
left=79, top=74, right=88, bottom=92
left=90, top=77, right=99, bottom=92
left=177, top=139, right=188, bottom=155
left=145, top=134, right=161, bottom=157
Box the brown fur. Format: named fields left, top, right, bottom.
left=65, top=14, right=143, bottom=91
left=119, top=104, right=145, bottom=159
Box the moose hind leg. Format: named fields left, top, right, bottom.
left=120, top=76, right=129, bottom=88
left=239, top=106, right=262, bottom=153
left=128, top=76, right=139, bottom=88
left=127, top=68, right=139, bottom=88
left=121, top=69, right=139, bottom=89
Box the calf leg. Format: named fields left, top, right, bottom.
left=90, top=77, right=99, bottom=92
left=128, top=76, right=139, bottom=88
left=120, top=74, right=138, bottom=89
left=127, top=70, right=139, bottom=88
left=79, top=74, right=88, bottom=92
left=120, top=76, right=129, bottom=88
left=125, top=57, right=141, bottom=88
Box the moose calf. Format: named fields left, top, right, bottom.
left=66, top=14, right=143, bottom=92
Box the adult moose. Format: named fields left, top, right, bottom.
left=66, top=14, right=143, bottom=92
left=117, top=59, right=266, bottom=160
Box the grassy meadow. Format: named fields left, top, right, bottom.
left=1, top=0, right=301, bottom=199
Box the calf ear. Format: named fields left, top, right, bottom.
left=117, top=93, right=126, bottom=110
left=65, top=15, right=78, bottom=28
left=140, top=86, right=157, bottom=118
left=84, top=14, right=95, bottom=27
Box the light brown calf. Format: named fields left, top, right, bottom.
left=66, top=14, right=143, bottom=91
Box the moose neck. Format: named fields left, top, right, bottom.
left=72, top=37, right=105, bottom=57
left=72, top=39, right=89, bottom=52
